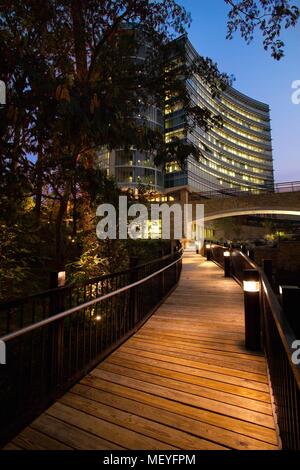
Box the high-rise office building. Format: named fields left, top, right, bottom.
left=97, top=24, right=164, bottom=192
left=98, top=34, right=274, bottom=195
left=164, top=36, right=274, bottom=194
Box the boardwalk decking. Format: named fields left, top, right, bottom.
left=4, top=253, right=279, bottom=450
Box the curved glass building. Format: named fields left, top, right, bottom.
left=164, top=37, right=274, bottom=194
left=98, top=26, right=164, bottom=192
left=99, top=33, right=274, bottom=195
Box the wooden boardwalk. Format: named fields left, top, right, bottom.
left=4, top=252, right=279, bottom=450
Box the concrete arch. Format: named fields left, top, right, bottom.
left=186, top=190, right=300, bottom=224
left=204, top=208, right=300, bottom=222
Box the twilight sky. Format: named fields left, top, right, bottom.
left=179, top=0, right=300, bottom=183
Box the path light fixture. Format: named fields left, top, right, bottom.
left=223, top=250, right=231, bottom=278
left=243, top=269, right=261, bottom=351
left=206, top=243, right=211, bottom=261
left=57, top=271, right=66, bottom=288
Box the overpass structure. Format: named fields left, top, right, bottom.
left=173, top=181, right=300, bottom=222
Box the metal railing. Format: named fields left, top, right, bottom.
left=0, top=253, right=174, bottom=337
left=0, top=251, right=183, bottom=447
left=191, top=181, right=300, bottom=199
left=210, top=244, right=300, bottom=450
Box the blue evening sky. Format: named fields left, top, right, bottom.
left=178, top=0, right=300, bottom=183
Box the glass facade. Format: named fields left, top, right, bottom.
left=164, top=37, right=274, bottom=194
left=99, top=33, right=274, bottom=195
left=97, top=28, right=164, bottom=191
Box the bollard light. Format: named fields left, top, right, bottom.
left=243, top=269, right=261, bottom=351
left=243, top=280, right=260, bottom=293
left=58, top=271, right=66, bottom=287
left=243, top=270, right=260, bottom=293
left=223, top=250, right=231, bottom=278
left=206, top=243, right=212, bottom=261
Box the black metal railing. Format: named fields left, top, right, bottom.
left=210, top=244, right=300, bottom=450
left=0, top=251, right=183, bottom=447
left=191, top=180, right=300, bottom=200
left=0, top=253, right=177, bottom=338
left=209, top=244, right=226, bottom=268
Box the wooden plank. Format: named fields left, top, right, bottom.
left=112, top=349, right=269, bottom=392
left=12, top=426, right=72, bottom=450
left=90, top=368, right=275, bottom=428
left=81, top=375, right=278, bottom=446
left=128, top=336, right=265, bottom=365
left=59, top=392, right=226, bottom=450
left=1, top=443, right=23, bottom=450
left=99, top=362, right=272, bottom=415
left=4, top=253, right=279, bottom=450
left=107, top=353, right=271, bottom=402
left=71, top=383, right=277, bottom=450
left=31, top=414, right=124, bottom=450
left=46, top=402, right=177, bottom=450
left=138, top=328, right=247, bottom=345
left=134, top=332, right=265, bottom=360
left=124, top=340, right=267, bottom=375
left=120, top=345, right=269, bottom=384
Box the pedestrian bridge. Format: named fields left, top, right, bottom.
left=173, top=183, right=300, bottom=222
left=2, top=253, right=279, bottom=450
left=1, top=249, right=299, bottom=450
left=192, top=191, right=300, bottom=222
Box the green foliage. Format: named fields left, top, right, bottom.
left=213, top=217, right=242, bottom=240
left=0, top=1, right=231, bottom=300
left=225, top=0, right=300, bottom=59
left=66, top=233, right=130, bottom=284
left=126, top=239, right=172, bottom=265
left=0, top=218, right=53, bottom=300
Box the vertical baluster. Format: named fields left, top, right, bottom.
left=6, top=307, right=11, bottom=335
left=95, top=282, right=99, bottom=356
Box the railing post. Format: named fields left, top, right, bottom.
left=280, top=286, right=300, bottom=337
left=243, top=269, right=261, bottom=351
left=263, top=259, right=273, bottom=285
left=247, top=249, right=255, bottom=261
left=129, top=258, right=139, bottom=326
left=161, top=270, right=165, bottom=298
left=48, top=318, right=65, bottom=389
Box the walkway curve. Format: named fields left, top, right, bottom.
left=3, top=253, right=279, bottom=451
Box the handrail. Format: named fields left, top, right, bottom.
left=191, top=180, right=300, bottom=199
left=260, top=271, right=300, bottom=389
left=0, top=250, right=176, bottom=309
left=0, top=248, right=183, bottom=447
left=231, top=249, right=300, bottom=387
left=0, top=249, right=182, bottom=338
left=210, top=242, right=300, bottom=449
left=0, top=253, right=183, bottom=344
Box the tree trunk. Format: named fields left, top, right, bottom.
left=55, top=186, right=71, bottom=271
left=71, top=184, right=77, bottom=237
left=35, top=145, right=43, bottom=224
left=70, top=0, right=88, bottom=82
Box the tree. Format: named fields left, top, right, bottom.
left=225, top=0, right=300, bottom=59
left=1, top=0, right=230, bottom=272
